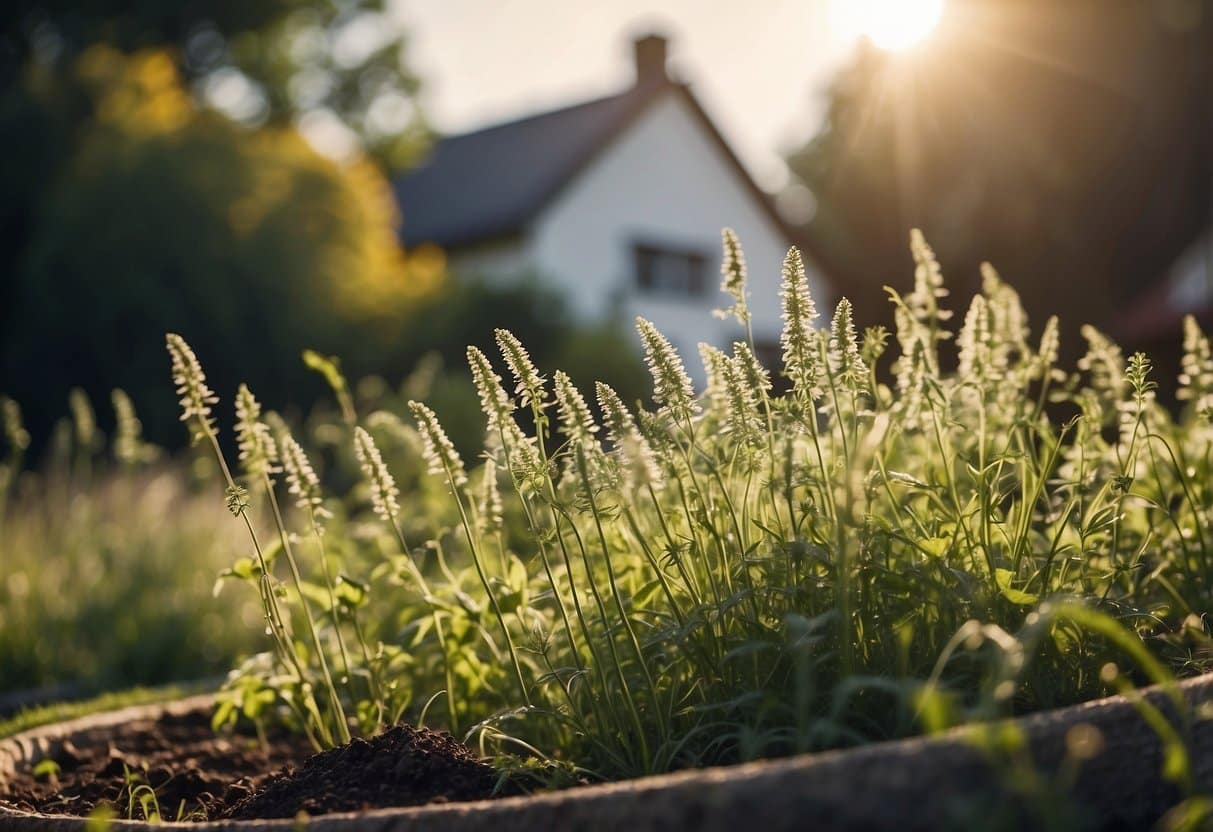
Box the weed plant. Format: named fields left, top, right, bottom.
left=168, top=230, right=1213, bottom=781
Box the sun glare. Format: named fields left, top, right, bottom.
left=828, top=0, right=946, bottom=52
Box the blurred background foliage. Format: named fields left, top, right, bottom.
left=0, top=422, right=264, bottom=704
left=1, top=44, right=436, bottom=450
left=0, top=0, right=427, bottom=165
left=787, top=0, right=1212, bottom=378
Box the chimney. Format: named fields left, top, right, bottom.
left=633, top=33, right=669, bottom=87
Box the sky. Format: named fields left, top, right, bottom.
left=391, top=0, right=865, bottom=193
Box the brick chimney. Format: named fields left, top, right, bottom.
left=633, top=33, right=669, bottom=87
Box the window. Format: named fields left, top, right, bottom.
left=633, top=242, right=708, bottom=298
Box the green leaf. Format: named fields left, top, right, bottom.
left=86, top=804, right=116, bottom=832
left=217, top=557, right=262, bottom=583
left=260, top=536, right=283, bottom=566
left=723, top=640, right=779, bottom=664
left=995, top=568, right=1039, bottom=605
left=918, top=537, right=952, bottom=558
left=241, top=688, right=276, bottom=719
left=33, top=758, right=61, bottom=779
left=295, top=580, right=332, bottom=609
left=1051, top=620, right=1082, bottom=656
left=632, top=578, right=665, bottom=609
left=886, top=470, right=930, bottom=488
left=335, top=574, right=368, bottom=608
left=211, top=698, right=237, bottom=732
left=494, top=555, right=529, bottom=615
left=303, top=349, right=348, bottom=395
left=303, top=349, right=355, bottom=423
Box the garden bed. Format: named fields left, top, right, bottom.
left=2, top=674, right=1211, bottom=830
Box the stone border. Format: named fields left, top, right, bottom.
left=2, top=675, right=1211, bottom=831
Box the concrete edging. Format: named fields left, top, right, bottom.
left=2, top=676, right=1212, bottom=831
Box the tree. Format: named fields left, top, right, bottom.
left=0, top=2, right=435, bottom=448
left=1, top=0, right=425, bottom=166
left=788, top=0, right=1212, bottom=355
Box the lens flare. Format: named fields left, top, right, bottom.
left=829, top=0, right=946, bottom=52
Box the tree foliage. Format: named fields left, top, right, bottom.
left=0, top=0, right=436, bottom=449
left=0, top=46, right=441, bottom=447
left=1, top=0, right=425, bottom=165
left=789, top=0, right=1212, bottom=357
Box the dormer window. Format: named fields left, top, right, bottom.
left=633, top=242, right=708, bottom=298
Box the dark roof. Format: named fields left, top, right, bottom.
left=393, top=78, right=800, bottom=253
left=394, top=86, right=653, bottom=248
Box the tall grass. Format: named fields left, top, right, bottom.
left=169, top=229, right=1213, bottom=780
left=0, top=393, right=260, bottom=701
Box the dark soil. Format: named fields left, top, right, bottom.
left=0, top=706, right=507, bottom=821
left=222, top=725, right=507, bottom=819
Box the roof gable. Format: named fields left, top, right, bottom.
left=393, top=80, right=797, bottom=252
left=394, top=85, right=660, bottom=248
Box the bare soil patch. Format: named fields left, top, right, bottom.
left=0, top=706, right=505, bottom=821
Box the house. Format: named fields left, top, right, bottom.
left=1118, top=228, right=1213, bottom=344
left=1109, top=220, right=1211, bottom=400
left=393, top=33, right=832, bottom=370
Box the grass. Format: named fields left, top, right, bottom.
left=0, top=394, right=260, bottom=702
left=154, top=227, right=1213, bottom=788
left=0, top=684, right=194, bottom=740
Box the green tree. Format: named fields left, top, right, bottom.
left=0, top=47, right=441, bottom=446
left=1, top=0, right=425, bottom=166
left=0, top=1, right=436, bottom=448
left=788, top=0, right=1212, bottom=354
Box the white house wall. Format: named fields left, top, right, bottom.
left=448, top=236, right=534, bottom=285
left=528, top=90, right=832, bottom=367
left=1167, top=230, right=1212, bottom=312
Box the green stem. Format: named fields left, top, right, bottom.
left=442, top=458, right=531, bottom=707
left=197, top=424, right=323, bottom=744
left=262, top=473, right=350, bottom=745
left=387, top=518, right=459, bottom=735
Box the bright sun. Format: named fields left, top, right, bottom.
left=828, top=0, right=946, bottom=52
